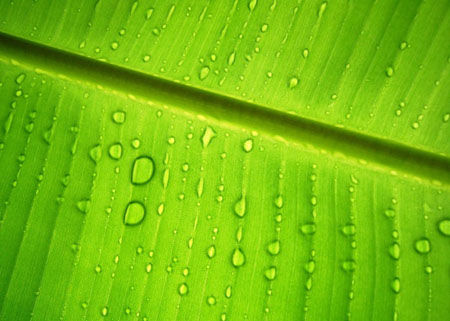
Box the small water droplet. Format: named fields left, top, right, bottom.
left=438, top=219, right=450, bottom=236
left=400, top=41, right=408, bottom=50
left=261, top=23, right=268, bottom=32
left=274, top=194, right=283, bottom=208
left=15, top=73, right=26, bottom=85
left=232, top=248, right=245, bottom=267
left=389, top=242, right=400, bottom=260
left=207, top=296, right=216, bottom=305
left=124, top=201, right=146, bottom=226
left=243, top=139, right=253, bottom=152
left=341, top=224, right=356, bottom=236
left=89, top=145, right=102, bottom=163
left=111, top=41, right=119, bottom=50
left=385, top=66, right=394, bottom=78
left=300, top=223, right=316, bottom=235
left=318, top=1, right=327, bottom=17
left=304, top=260, right=315, bottom=274
left=228, top=51, right=236, bottom=65
left=199, top=66, right=210, bottom=80
left=146, top=263, right=152, bottom=273
left=131, top=138, right=141, bottom=149
left=264, top=266, right=277, bottom=280
left=391, top=277, right=401, bottom=293
left=384, top=208, right=395, bottom=218
left=288, top=77, right=299, bottom=89
left=248, top=0, right=257, bottom=11
left=414, top=238, right=431, bottom=254
left=267, top=240, right=280, bottom=255
left=341, top=260, right=356, bottom=272
left=108, top=143, right=123, bottom=160
left=101, top=306, right=108, bottom=316
left=236, top=226, right=243, bottom=242
left=234, top=195, right=246, bottom=218
left=76, top=199, right=91, bottom=213
left=179, top=283, right=189, bottom=295
left=207, top=245, right=216, bottom=258
left=302, top=48, right=309, bottom=58
left=225, top=285, right=232, bottom=298
left=131, top=156, right=155, bottom=185
left=112, top=111, right=126, bottom=124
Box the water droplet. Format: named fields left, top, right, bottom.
left=385, top=66, right=394, bottom=78
left=389, top=242, right=400, bottom=260
left=234, top=195, right=246, bottom=218
left=248, top=0, right=257, bottom=11
left=274, top=194, right=283, bottom=208
left=267, top=240, right=280, bottom=255
left=197, top=178, right=204, bottom=197
left=288, top=77, right=299, bottom=89
left=146, top=8, right=154, bottom=20
left=89, top=145, right=102, bottom=162
left=207, top=245, right=216, bottom=258
left=207, top=296, right=216, bottom=305
left=199, top=66, right=210, bottom=80
left=101, top=306, right=108, bottom=316
left=76, top=199, right=91, bottom=213
left=131, top=156, right=155, bottom=185
left=243, top=139, right=253, bottom=152
left=300, top=223, right=316, bottom=235
left=112, top=111, right=126, bottom=124
left=15, top=73, right=26, bottom=85
left=264, top=266, right=276, bottom=280
left=179, top=283, right=189, bottom=295
left=438, top=219, right=450, bottom=236
left=318, top=1, right=327, bottom=17
left=131, top=138, right=141, bottom=149
left=302, top=48, right=309, bottom=58
left=341, top=260, right=356, bottom=272
left=391, top=277, right=401, bottom=293
left=146, top=263, right=152, bottom=273
left=201, top=126, right=217, bottom=148
left=236, top=226, right=243, bottom=242
left=124, top=201, right=146, bottom=226
left=94, top=265, right=102, bottom=273
left=304, top=260, right=315, bottom=274
left=414, top=238, right=431, bottom=254
left=261, top=23, right=268, bottom=32
left=232, top=248, right=245, bottom=267
left=400, top=41, right=408, bottom=50
left=384, top=208, right=395, bottom=218
left=341, top=224, right=356, bottom=236
left=225, top=285, right=232, bottom=298
left=108, top=143, right=123, bottom=160
left=228, top=51, right=236, bottom=65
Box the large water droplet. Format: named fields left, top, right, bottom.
left=179, top=283, right=188, bottom=296
left=207, top=245, right=216, bottom=258
left=341, top=260, right=356, bottom=272
left=300, top=223, right=316, bottom=235
left=414, top=238, right=431, bottom=254
left=248, top=0, right=257, bottom=11
left=109, top=143, right=123, bottom=160
left=264, top=266, right=276, bottom=280
left=234, top=195, right=246, bottom=218
left=389, top=242, right=400, bottom=260
left=201, top=126, right=217, bottom=148
left=232, top=248, right=245, bottom=267
left=267, top=240, right=280, bottom=255
left=112, top=111, right=126, bottom=124
left=124, top=201, right=146, bottom=226
left=438, top=219, right=450, bottom=236
left=131, top=156, right=155, bottom=184
left=199, top=66, right=210, bottom=80
left=77, top=199, right=91, bottom=213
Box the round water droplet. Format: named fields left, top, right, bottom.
left=300, top=223, right=316, bottom=235
left=199, top=66, right=210, bottom=80
left=76, top=199, right=91, bottom=213
left=112, top=111, right=126, bottom=124
left=207, top=245, right=216, bottom=258
left=288, top=77, right=299, bottom=89
left=232, top=248, right=245, bottom=267
left=108, top=143, right=123, bottom=160
left=228, top=51, right=236, bottom=65
left=391, top=277, right=401, bottom=293
left=131, top=156, right=155, bottom=185
left=264, top=266, right=277, bottom=281
left=124, top=201, right=146, bottom=226
left=414, top=238, right=431, bottom=254
left=243, top=139, right=253, bottom=152
left=438, top=219, right=450, bottom=236
left=267, top=240, right=280, bottom=256
left=207, top=296, right=216, bottom=305
left=179, top=283, right=189, bottom=295
left=389, top=242, right=400, bottom=260
left=234, top=195, right=246, bottom=218
left=261, top=23, right=268, bottom=32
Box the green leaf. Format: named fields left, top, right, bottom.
left=0, top=1, right=449, bottom=321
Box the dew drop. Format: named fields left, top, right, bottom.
left=179, top=283, right=189, bottom=295
left=300, top=223, right=316, bottom=235
left=391, top=278, right=401, bottom=293
left=341, top=224, right=356, bottom=236
left=101, top=306, right=108, bottom=316
left=112, top=111, right=126, bottom=124
left=261, top=23, right=268, bottom=32
left=243, top=139, right=253, bottom=152
left=385, top=66, right=394, bottom=78
left=234, top=195, right=246, bottom=218
left=318, top=1, right=327, bottom=17
left=304, top=260, right=315, bottom=274
left=264, top=266, right=276, bottom=280
left=414, top=238, right=431, bottom=254
left=274, top=194, right=283, bottom=208
left=199, top=66, right=210, bottom=80
left=288, top=77, right=299, bottom=89
left=302, top=48, right=309, bottom=58
left=201, top=126, right=216, bottom=148
left=389, top=242, right=400, bottom=260
left=232, top=248, right=245, bottom=267
left=131, top=156, right=155, bottom=185
left=384, top=208, right=395, bottom=218
left=76, top=199, right=91, bottom=214
left=108, top=143, right=123, bottom=160
left=267, top=240, right=280, bottom=256
left=15, top=73, right=26, bottom=85
left=438, top=219, right=450, bottom=236
left=228, top=51, right=236, bottom=65
left=341, top=260, right=356, bottom=272
left=207, top=296, right=216, bottom=305
left=225, top=285, right=232, bottom=298
left=207, top=245, right=216, bottom=258
left=248, top=0, right=257, bottom=11
left=124, top=201, right=146, bottom=226
left=131, top=138, right=141, bottom=149
left=236, top=226, right=243, bottom=242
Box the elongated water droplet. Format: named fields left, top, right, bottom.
left=232, top=248, right=245, bottom=267
left=264, top=266, right=277, bottom=280
left=109, top=143, right=123, bottom=160
left=438, top=219, right=450, bottom=236
left=207, top=245, right=216, bottom=258
left=248, top=0, right=257, bottom=11
left=288, top=77, right=299, bottom=89
left=101, top=306, right=108, bottom=316
left=201, top=126, right=216, bottom=148
left=131, top=156, right=155, bottom=184
left=228, top=51, right=236, bottom=65
left=89, top=145, right=102, bottom=163
left=267, top=240, right=280, bottom=255
left=234, top=195, right=246, bottom=218
left=199, top=66, right=210, bottom=80
left=236, top=226, right=243, bottom=242
left=274, top=194, right=283, bottom=208
left=415, top=238, right=431, bottom=254
left=243, top=139, right=253, bottom=152
left=225, top=285, right=232, bottom=298
left=318, top=1, right=327, bottom=17
left=389, top=242, right=400, bottom=260
left=179, top=283, right=188, bottom=295
left=197, top=177, right=204, bottom=197
left=391, top=277, right=401, bottom=293
left=124, top=201, right=146, bottom=226
left=15, top=73, right=26, bottom=85
left=112, top=111, right=126, bottom=124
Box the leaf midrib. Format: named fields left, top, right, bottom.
left=0, top=31, right=449, bottom=186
